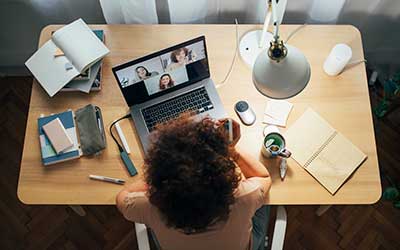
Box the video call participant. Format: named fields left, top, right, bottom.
left=166, top=47, right=197, bottom=71
left=136, top=66, right=159, bottom=81
left=116, top=115, right=272, bottom=250
left=159, top=73, right=175, bottom=90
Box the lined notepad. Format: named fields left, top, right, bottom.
left=263, top=100, right=293, bottom=127
left=285, top=109, right=367, bottom=195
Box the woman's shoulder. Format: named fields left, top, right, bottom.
left=234, top=178, right=267, bottom=201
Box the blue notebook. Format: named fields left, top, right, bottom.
left=38, top=110, right=81, bottom=165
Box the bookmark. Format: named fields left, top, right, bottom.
left=54, top=47, right=65, bottom=57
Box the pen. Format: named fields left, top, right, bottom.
left=223, top=119, right=233, bottom=144
left=97, top=118, right=102, bottom=134
left=280, top=158, right=287, bottom=181
left=95, top=110, right=102, bottom=134
left=228, top=119, right=233, bottom=143
left=89, top=175, right=125, bottom=185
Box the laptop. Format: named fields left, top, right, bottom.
left=112, top=36, right=226, bottom=152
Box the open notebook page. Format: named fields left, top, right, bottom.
left=307, top=132, right=366, bottom=194
left=284, top=108, right=336, bottom=167
left=25, top=40, right=80, bottom=97
left=52, top=18, right=109, bottom=73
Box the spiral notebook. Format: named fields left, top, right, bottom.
left=285, top=108, right=367, bottom=195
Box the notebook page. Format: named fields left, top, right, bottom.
left=52, top=18, right=109, bottom=72
left=285, top=108, right=336, bottom=167
left=306, top=132, right=367, bottom=194
left=25, top=40, right=79, bottom=97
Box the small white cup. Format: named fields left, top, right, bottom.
left=323, top=43, right=352, bottom=76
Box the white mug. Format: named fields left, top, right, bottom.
left=261, top=126, right=291, bottom=158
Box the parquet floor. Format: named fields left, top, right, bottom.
left=1, top=77, right=399, bottom=250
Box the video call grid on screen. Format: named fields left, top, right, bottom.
left=112, top=36, right=210, bottom=106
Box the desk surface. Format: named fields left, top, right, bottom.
left=18, top=24, right=381, bottom=205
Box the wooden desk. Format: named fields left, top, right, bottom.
left=18, top=24, right=381, bottom=205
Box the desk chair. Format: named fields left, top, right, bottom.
left=133, top=205, right=287, bottom=250
left=134, top=223, right=151, bottom=250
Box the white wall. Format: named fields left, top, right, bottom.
left=1, top=0, right=400, bottom=77
left=0, top=0, right=105, bottom=75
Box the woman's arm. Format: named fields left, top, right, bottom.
left=235, top=146, right=270, bottom=178
left=214, top=118, right=270, bottom=179
left=116, top=179, right=148, bottom=212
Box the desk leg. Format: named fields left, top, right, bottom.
left=69, top=205, right=86, bottom=216
left=270, top=205, right=287, bottom=250
left=316, top=205, right=332, bottom=216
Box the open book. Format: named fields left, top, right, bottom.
left=285, top=108, right=367, bottom=195
left=25, top=19, right=109, bottom=97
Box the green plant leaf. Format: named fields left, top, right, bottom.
left=374, top=100, right=389, bottom=118
left=393, top=201, right=400, bottom=209
left=383, top=187, right=400, bottom=201
left=395, top=86, right=400, bottom=96
left=393, top=72, right=400, bottom=83
left=384, top=79, right=397, bottom=96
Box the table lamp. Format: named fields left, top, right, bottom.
left=241, top=0, right=311, bottom=99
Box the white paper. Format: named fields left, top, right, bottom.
left=52, top=18, right=109, bottom=72
left=263, top=100, right=293, bottom=127
left=25, top=18, right=109, bottom=97
left=25, top=40, right=79, bottom=97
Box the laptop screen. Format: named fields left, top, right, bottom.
left=112, top=36, right=210, bottom=106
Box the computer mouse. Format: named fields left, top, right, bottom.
left=234, top=101, right=256, bottom=126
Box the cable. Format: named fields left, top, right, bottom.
left=109, top=113, right=138, bottom=176
left=285, top=23, right=307, bottom=43
left=109, top=114, right=131, bottom=152
left=216, top=18, right=239, bottom=89
left=216, top=21, right=304, bottom=88
left=347, top=59, right=367, bottom=67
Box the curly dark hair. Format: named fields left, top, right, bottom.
left=144, top=115, right=241, bottom=233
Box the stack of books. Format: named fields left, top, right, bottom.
left=61, top=30, right=105, bottom=93
left=38, top=110, right=81, bottom=165
left=25, top=19, right=109, bottom=97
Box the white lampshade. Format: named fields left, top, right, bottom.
left=252, top=44, right=311, bottom=99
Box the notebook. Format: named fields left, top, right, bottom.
left=61, top=61, right=102, bottom=93
left=61, top=30, right=104, bottom=93
left=25, top=19, right=109, bottom=97
left=285, top=108, right=367, bottom=194
left=42, top=117, right=73, bottom=154
left=38, top=110, right=81, bottom=165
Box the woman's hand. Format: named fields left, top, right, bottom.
left=216, top=118, right=241, bottom=147
left=202, top=117, right=241, bottom=146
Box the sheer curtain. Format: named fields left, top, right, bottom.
left=99, top=0, right=400, bottom=76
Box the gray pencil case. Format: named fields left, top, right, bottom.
left=75, top=104, right=106, bottom=155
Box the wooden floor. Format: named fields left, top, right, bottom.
left=1, top=77, right=399, bottom=250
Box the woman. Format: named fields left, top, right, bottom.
left=116, top=115, right=272, bottom=250
left=166, top=47, right=197, bottom=71
left=159, top=74, right=175, bottom=90
left=136, top=66, right=158, bottom=81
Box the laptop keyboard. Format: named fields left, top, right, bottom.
left=142, top=87, right=214, bottom=132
